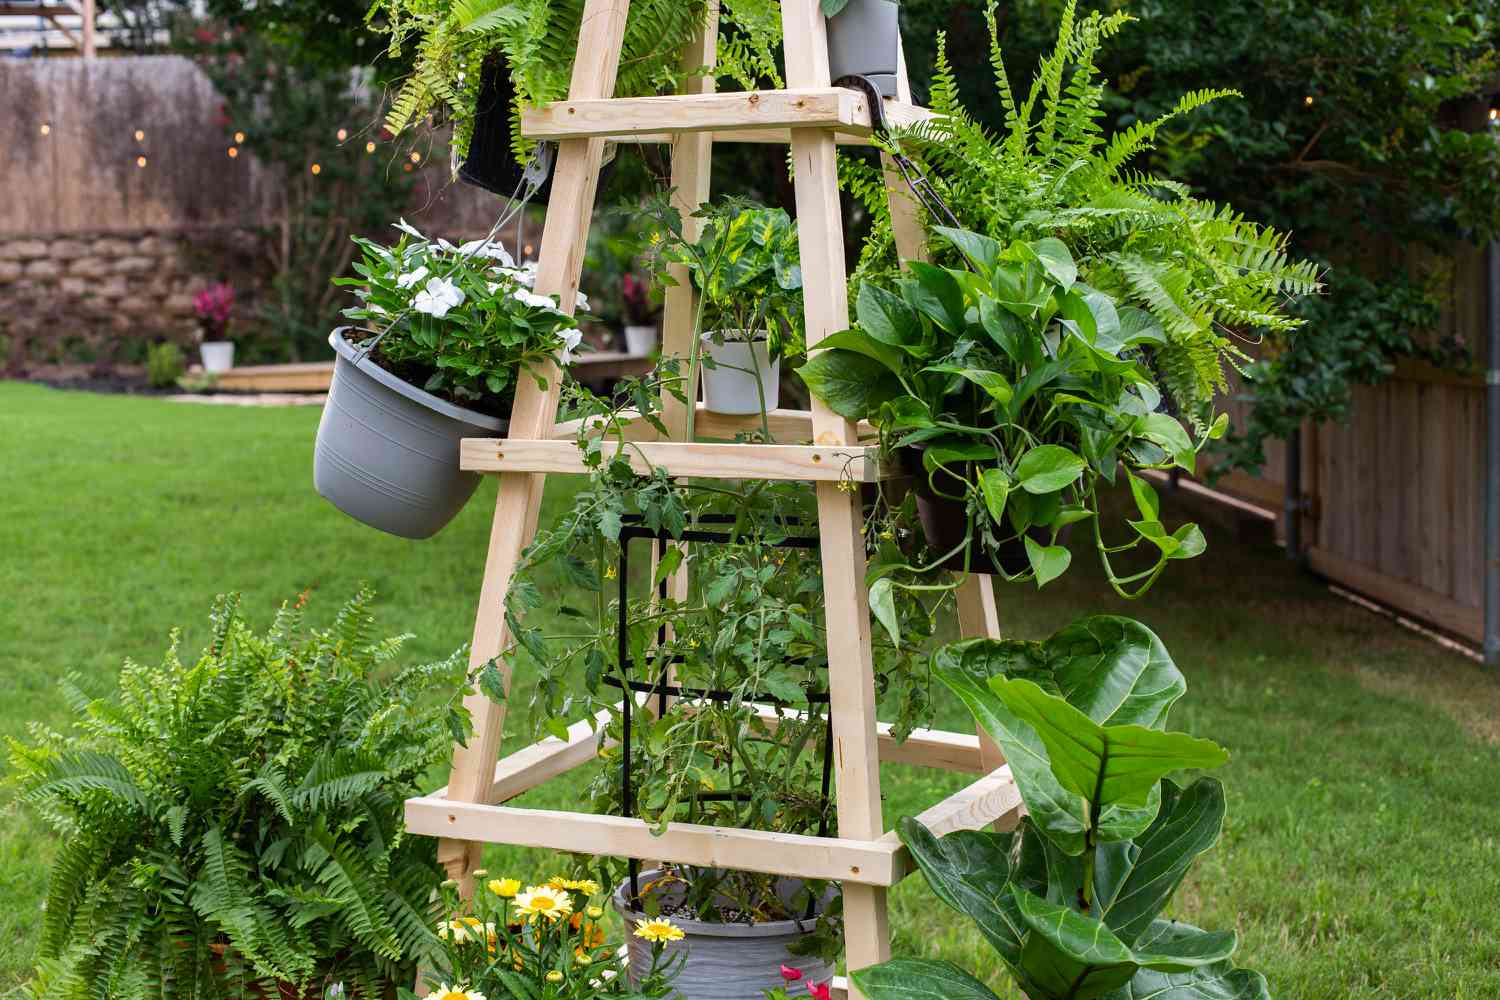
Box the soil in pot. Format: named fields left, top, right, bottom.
left=902, top=447, right=1058, bottom=576
left=313, top=329, right=506, bottom=540
left=613, top=869, right=834, bottom=1000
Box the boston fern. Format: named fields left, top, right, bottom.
left=9, top=590, right=472, bottom=1000
left=844, top=0, right=1321, bottom=421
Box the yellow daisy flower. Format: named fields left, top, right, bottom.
left=433, top=985, right=486, bottom=1000
left=437, top=919, right=474, bottom=943
left=488, top=877, right=522, bottom=898
left=515, top=885, right=574, bottom=923
left=546, top=971, right=564, bottom=983
left=634, top=918, right=685, bottom=943
left=547, top=875, right=600, bottom=895
left=586, top=905, right=604, bottom=919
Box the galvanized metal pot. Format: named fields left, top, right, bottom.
left=313, top=329, right=505, bottom=539
left=613, top=870, right=835, bottom=1000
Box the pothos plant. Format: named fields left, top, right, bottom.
left=493, top=369, right=942, bottom=957
left=799, top=226, right=1221, bottom=635
left=853, top=615, right=1270, bottom=1000
left=336, top=219, right=587, bottom=419
left=370, top=0, right=786, bottom=160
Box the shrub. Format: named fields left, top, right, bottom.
left=146, top=340, right=187, bottom=388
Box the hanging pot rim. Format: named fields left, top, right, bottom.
left=330, top=328, right=506, bottom=432
left=611, top=868, right=833, bottom=939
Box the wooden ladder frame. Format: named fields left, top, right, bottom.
left=406, top=3, right=1019, bottom=997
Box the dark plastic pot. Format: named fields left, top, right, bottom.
left=613, top=870, right=834, bottom=1000
left=313, top=330, right=506, bottom=540
left=459, top=59, right=615, bottom=201
left=904, top=447, right=1032, bottom=576
left=827, top=0, right=901, bottom=98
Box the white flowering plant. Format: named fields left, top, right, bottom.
left=409, top=872, right=680, bottom=1000
left=336, top=220, right=588, bottom=418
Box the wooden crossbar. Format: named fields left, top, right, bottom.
left=459, top=437, right=888, bottom=482
left=521, top=89, right=935, bottom=143
left=549, top=406, right=878, bottom=444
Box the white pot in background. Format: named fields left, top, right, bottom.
left=700, top=331, right=779, bottom=415
left=623, top=325, right=659, bottom=356
left=200, top=341, right=235, bottom=373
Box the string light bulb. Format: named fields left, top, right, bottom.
left=39, top=122, right=51, bottom=135
left=234, top=130, right=246, bottom=143
left=134, top=129, right=144, bottom=141
left=1303, top=94, right=1314, bottom=106
left=310, top=163, right=322, bottom=175
left=365, top=140, right=376, bottom=153
left=1490, top=108, right=1499, bottom=122
left=136, top=155, right=147, bottom=168
left=409, top=151, right=421, bottom=163
left=336, top=127, right=348, bottom=142
left=523, top=244, right=534, bottom=256
left=227, top=146, right=239, bottom=159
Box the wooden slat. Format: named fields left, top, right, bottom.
left=896, top=765, right=1024, bottom=842
left=746, top=704, right=987, bottom=773
left=551, top=406, right=877, bottom=443
left=1307, top=546, right=1482, bottom=642
left=459, top=437, right=888, bottom=482
left=438, top=0, right=631, bottom=887
left=212, top=362, right=335, bottom=393
left=407, top=797, right=906, bottom=886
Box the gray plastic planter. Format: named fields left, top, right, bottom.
left=313, top=329, right=505, bottom=539
left=826, top=0, right=901, bottom=98
left=613, top=870, right=835, bottom=1000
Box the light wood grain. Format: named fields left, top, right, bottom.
left=407, top=797, right=906, bottom=886
left=1307, top=546, right=1482, bottom=643
left=438, top=0, right=631, bottom=887
left=551, top=406, right=878, bottom=443
left=460, top=437, right=888, bottom=482
left=522, top=88, right=866, bottom=140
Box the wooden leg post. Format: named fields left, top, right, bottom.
left=437, top=0, right=633, bottom=889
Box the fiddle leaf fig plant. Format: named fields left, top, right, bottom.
left=852, top=616, right=1270, bottom=1000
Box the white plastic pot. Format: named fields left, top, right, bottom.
left=199, top=341, right=235, bottom=373
left=624, top=325, right=659, bottom=356
left=700, top=332, right=779, bottom=415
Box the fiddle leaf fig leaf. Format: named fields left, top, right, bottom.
left=989, top=677, right=1229, bottom=815
left=852, top=959, right=1001, bottom=1000
left=897, top=817, right=1026, bottom=965
left=1116, top=960, right=1272, bottom=1000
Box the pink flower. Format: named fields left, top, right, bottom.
left=780, top=965, right=803, bottom=982
left=808, top=984, right=831, bottom=1000
left=193, top=282, right=235, bottom=335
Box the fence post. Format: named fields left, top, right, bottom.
left=1485, top=240, right=1499, bottom=669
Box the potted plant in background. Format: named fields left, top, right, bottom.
left=822, top=0, right=901, bottom=97
left=646, top=199, right=805, bottom=427
left=622, top=272, right=660, bottom=357
left=413, top=872, right=681, bottom=999
left=9, top=589, right=472, bottom=1000
left=194, top=281, right=236, bottom=372
left=851, top=615, right=1271, bottom=1000
left=318, top=220, right=587, bottom=539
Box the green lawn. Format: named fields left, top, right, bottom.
left=3, top=381, right=1499, bottom=998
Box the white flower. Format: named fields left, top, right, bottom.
left=396, top=265, right=429, bottom=289
left=575, top=290, right=591, bottom=311
left=414, top=276, right=465, bottom=318
left=432, top=984, right=486, bottom=1000
left=513, top=288, right=560, bottom=312
left=392, top=217, right=426, bottom=241
left=494, top=261, right=539, bottom=288
left=558, top=328, right=584, bottom=366
left=460, top=239, right=515, bottom=266
left=435, top=237, right=460, bottom=253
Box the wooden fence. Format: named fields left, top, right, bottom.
left=1202, top=244, right=1488, bottom=645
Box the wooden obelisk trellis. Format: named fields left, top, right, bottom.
left=404, top=3, right=1022, bottom=996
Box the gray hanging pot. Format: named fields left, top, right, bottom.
left=826, top=0, right=901, bottom=98
left=313, top=329, right=506, bottom=539
left=613, top=870, right=835, bottom=1000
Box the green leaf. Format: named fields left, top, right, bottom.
left=1127, top=472, right=1160, bottom=522
left=933, top=226, right=1003, bottom=278
left=1117, top=960, right=1272, bottom=1000
left=856, top=282, right=924, bottom=352
left=979, top=468, right=1010, bottom=526
left=1169, top=523, right=1207, bottom=560
left=1025, top=536, right=1072, bottom=587
left=1117, top=305, right=1167, bottom=347
left=924, top=364, right=1014, bottom=405
left=989, top=677, right=1230, bottom=813
left=477, top=660, right=508, bottom=703
left=1013, top=888, right=1139, bottom=999
left=1025, top=237, right=1078, bottom=291
left=852, top=959, right=1001, bottom=1000
left=1016, top=445, right=1087, bottom=494
left=869, top=577, right=901, bottom=648
left=896, top=817, right=1026, bottom=965
left=1137, top=413, right=1195, bottom=471
left=652, top=545, right=683, bottom=588
left=979, top=295, right=1027, bottom=362
left=816, top=327, right=905, bottom=374
left=797, top=350, right=902, bottom=420
left=1208, top=411, right=1230, bottom=440
left=904, top=262, right=969, bottom=333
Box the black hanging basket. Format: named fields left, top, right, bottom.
left=458, top=57, right=617, bottom=202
